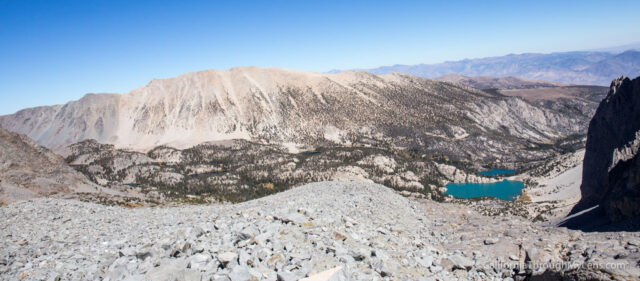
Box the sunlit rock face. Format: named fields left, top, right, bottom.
left=0, top=67, right=595, bottom=164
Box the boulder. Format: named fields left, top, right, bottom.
left=276, top=212, right=308, bottom=225
left=448, top=255, right=474, bottom=270
left=218, top=252, right=239, bottom=268
left=189, top=253, right=211, bottom=270
left=276, top=271, right=298, bottom=281
left=144, top=258, right=189, bottom=281
left=227, top=266, right=250, bottom=281
left=484, top=238, right=499, bottom=245
left=176, top=269, right=202, bottom=281
left=300, top=266, right=345, bottom=281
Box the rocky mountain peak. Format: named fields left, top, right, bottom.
left=607, top=75, right=629, bottom=96
left=0, top=67, right=596, bottom=162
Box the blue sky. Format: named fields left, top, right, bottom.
left=1, top=0, right=640, bottom=115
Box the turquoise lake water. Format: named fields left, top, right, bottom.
left=444, top=180, right=524, bottom=201
left=477, top=169, right=516, bottom=176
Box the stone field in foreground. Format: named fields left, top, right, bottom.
left=1, top=181, right=639, bottom=281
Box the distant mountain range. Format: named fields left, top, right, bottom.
left=336, top=50, right=640, bottom=86
left=434, top=73, right=564, bottom=90
left=0, top=67, right=602, bottom=165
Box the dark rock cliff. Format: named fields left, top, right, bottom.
left=572, top=76, right=640, bottom=223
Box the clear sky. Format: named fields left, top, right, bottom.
left=1, top=0, right=640, bottom=115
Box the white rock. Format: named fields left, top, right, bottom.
left=299, top=266, right=344, bottom=281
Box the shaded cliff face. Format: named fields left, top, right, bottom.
left=575, top=76, right=640, bottom=221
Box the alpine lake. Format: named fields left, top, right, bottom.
left=444, top=169, right=524, bottom=201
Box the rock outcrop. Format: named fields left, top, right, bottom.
left=0, top=127, right=98, bottom=204
left=573, top=76, right=640, bottom=222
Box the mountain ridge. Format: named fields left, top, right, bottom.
left=0, top=126, right=98, bottom=204
left=334, top=50, right=640, bottom=86
left=0, top=67, right=603, bottom=168
left=434, top=73, right=565, bottom=89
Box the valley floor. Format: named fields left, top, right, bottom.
left=1, top=181, right=638, bottom=281
left=486, top=149, right=587, bottom=223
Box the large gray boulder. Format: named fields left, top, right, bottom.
left=573, top=75, right=640, bottom=222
